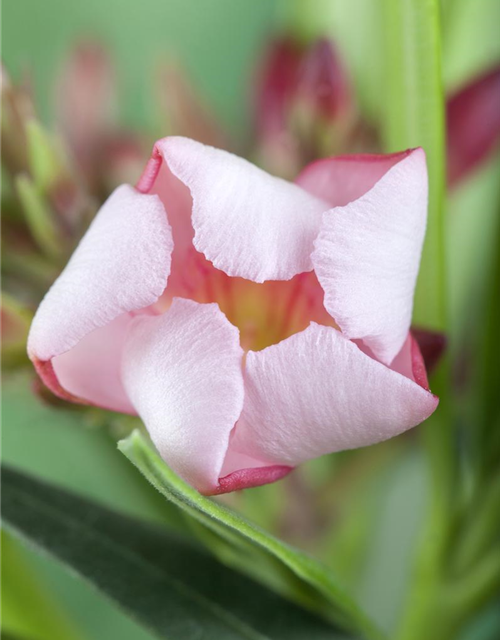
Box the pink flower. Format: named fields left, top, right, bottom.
left=28, top=137, right=438, bottom=495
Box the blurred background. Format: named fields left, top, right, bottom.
left=2, top=1, right=500, bottom=639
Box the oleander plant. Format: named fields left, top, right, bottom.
left=2, top=1, right=500, bottom=639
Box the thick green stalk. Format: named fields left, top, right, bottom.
left=381, top=0, right=446, bottom=330
left=379, top=1, right=458, bottom=638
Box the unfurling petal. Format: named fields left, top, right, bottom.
left=121, top=298, right=244, bottom=494
left=137, top=136, right=329, bottom=283
left=306, top=149, right=428, bottom=364
left=28, top=185, right=173, bottom=407
left=231, top=324, right=438, bottom=467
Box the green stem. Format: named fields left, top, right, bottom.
left=454, top=472, right=500, bottom=574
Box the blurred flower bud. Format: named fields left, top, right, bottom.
left=294, top=39, right=352, bottom=124
left=447, top=66, right=500, bottom=187
left=255, top=37, right=303, bottom=139
left=1, top=66, right=35, bottom=176
left=254, top=36, right=366, bottom=177
left=290, top=38, right=355, bottom=160
left=156, top=61, right=228, bottom=148
left=24, top=118, right=88, bottom=238
left=56, top=40, right=116, bottom=181
left=1, top=293, right=32, bottom=369
left=100, top=133, right=147, bottom=191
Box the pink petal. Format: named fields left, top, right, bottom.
left=137, top=136, right=328, bottom=283
left=28, top=185, right=173, bottom=407
left=310, top=148, right=428, bottom=364
left=215, top=465, right=293, bottom=495
left=360, top=332, right=430, bottom=390
left=51, top=314, right=135, bottom=413
left=231, top=324, right=438, bottom=467
left=213, top=441, right=293, bottom=495
left=296, top=151, right=409, bottom=207
left=121, top=298, right=245, bottom=495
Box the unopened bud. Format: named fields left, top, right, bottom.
left=156, top=61, right=228, bottom=148
left=447, top=66, right=500, bottom=187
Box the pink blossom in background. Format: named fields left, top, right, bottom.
left=28, top=137, right=438, bottom=495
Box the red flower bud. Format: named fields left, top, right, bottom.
left=447, top=66, right=500, bottom=187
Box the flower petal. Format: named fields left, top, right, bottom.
left=231, top=323, right=438, bottom=467
left=296, top=151, right=410, bottom=207
left=137, top=136, right=328, bottom=283
left=121, top=298, right=244, bottom=494
left=27, top=184, right=173, bottom=406
left=51, top=314, right=135, bottom=413
left=311, top=148, right=428, bottom=364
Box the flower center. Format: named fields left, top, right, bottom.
left=151, top=163, right=335, bottom=351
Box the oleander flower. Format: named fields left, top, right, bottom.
left=28, top=137, right=438, bottom=494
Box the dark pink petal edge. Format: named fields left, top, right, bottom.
left=409, top=332, right=431, bottom=391
left=411, top=327, right=447, bottom=376
left=206, top=465, right=293, bottom=496
left=136, top=145, right=163, bottom=194
left=32, top=357, right=136, bottom=414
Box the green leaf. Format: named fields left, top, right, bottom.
left=381, top=0, right=446, bottom=330
left=26, top=120, right=64, bottom=193
left=2, top=372, right=186, bottom=529
left=1, top=530, right=82, bottom=640
left=119, top=431, right=383, bottom=640
left=15, top=174, right=62, bottom=261
left=2, top=464, right=353, bottom=640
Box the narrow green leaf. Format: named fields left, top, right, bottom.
left=15, top=174, right=62, bottom=261
left=2, top=465, right=351, bottom=640
left=1, top=531, right=82, bottom=640
left=26, top=120, right=64, bottom=193
left=119, top=431, right=384, bottom=640
left=1, top=372, right=185, bottom=530
left=381, top=0, right=446, bottom=330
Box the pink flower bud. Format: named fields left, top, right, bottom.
left=294, top=38, right=352, bottom=122
left=447, top=66, right=500, bottom=187
left=28, top=137, right=438, bottom=495
left=56, top=41, right=116, bottom=178
left=254, top=37, right=357, bottom=175
left=1, top=66, right=35, bottom=175
left=255, top=37, right=303, bottom=138
left=156, top=61, right=228, bottom=149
